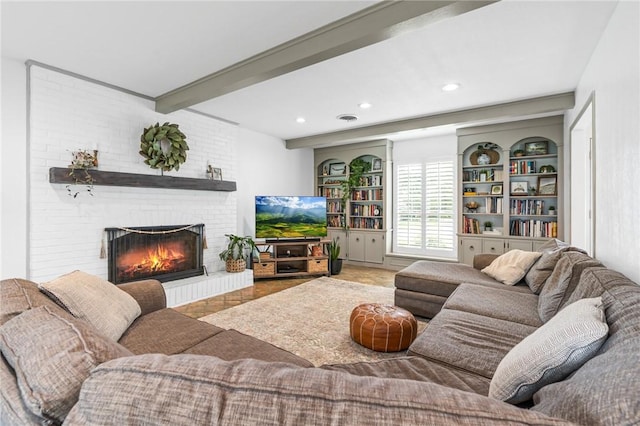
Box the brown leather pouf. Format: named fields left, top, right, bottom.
left=350, top=303, right=418, bottom=352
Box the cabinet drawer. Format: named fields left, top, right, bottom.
left=482, top=239, right=505, bottom=255
left=307, top=259, right=328, bottom=273
left=253, top=262, right=275, bottom=277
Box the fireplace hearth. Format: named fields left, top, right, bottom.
left=106, top=224, right=204, bottom=284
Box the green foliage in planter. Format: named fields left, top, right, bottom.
left=340, top=158, right=372, bottom=218
left=139, top=122, right=189, bottom=172
left=219, top=234, right=257, bottom=261
left=328, top=238, right=341, bottom=260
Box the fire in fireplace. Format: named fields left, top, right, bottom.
left=105, top=224, right=204, bottom=284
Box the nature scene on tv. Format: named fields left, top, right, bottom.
left=255, top=196, right=327, bottom=238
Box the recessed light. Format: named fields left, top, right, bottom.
left=359, top=102, right=372, bottom=109
left=442, top=83, right=460, bottom=92
left=296, top=117, right=306, bottom=123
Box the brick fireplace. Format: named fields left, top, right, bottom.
left=105, top=224, right=205, bottom=284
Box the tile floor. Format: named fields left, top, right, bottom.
left=174, top=264, right=397, bottom=319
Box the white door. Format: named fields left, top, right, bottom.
left=570, top=101, right=595, bottom=256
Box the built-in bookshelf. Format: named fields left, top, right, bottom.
left=314, top=140, right=392, bottom=265
left=456, top=117, right=563, bottom=265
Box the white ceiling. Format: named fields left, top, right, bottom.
left=1, top=1, right=618, bottom=144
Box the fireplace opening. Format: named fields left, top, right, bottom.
left=106, top=224, right=204, bottom=284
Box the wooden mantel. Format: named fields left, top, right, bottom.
left=49, top=167, right=237, bottom=192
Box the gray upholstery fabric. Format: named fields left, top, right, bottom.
left=394, top=288, right=447, bottom=319
left=118, top=308, right=225, bottom=354
left=65, top=354, right=573, bottom=425
left=532, top=269, right=640, bottom=425
left=443, top=283, right=542, bottom=327
left=0, top=306, right=133, bottom=423
left=322, top=356, right=492, bottom=395
left=0, top=278, right=67, bottom=326
left=408, top=309, right=537, bottom=378
left=395, top=261, right=503, bottom=296
left=537, top=251, right=602, bottom=322
left=1, top=354, right=45, bottom=426
left=489, top=297, right=608, bottom=404
left=40, top=270, right=141, bottom=341
left=183, top=329, right=313, bottom=367
left=525, top=240, right=586, bottom=294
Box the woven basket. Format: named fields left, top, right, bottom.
left=225, top=259, right=246, bottom=273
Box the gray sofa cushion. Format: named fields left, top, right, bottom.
left=322, top=356, right=492, bottom=396
left=0, top=306, right=133, bottom=423
left=443, top=283, right=542, bottom=327
left=118, top=308, right=225, bottom=354
left=0, top=278, right=67, bottom=326
left=65, top=354, right=572, bottom=425
left=489, top=297, right=608, bottom=404
left=525, top=240, right=586, bottom=294
left=532, top=269, right=640, bottom=425
left=537, top=251, right=601, bottom=322
left=408, top=309, right=537, bottom=378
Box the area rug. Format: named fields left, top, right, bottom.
left=199, top=276, right=427, bottom=366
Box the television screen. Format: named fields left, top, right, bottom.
left=255, top=196, right=327, bottom=239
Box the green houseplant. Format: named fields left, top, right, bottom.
left=484, top=221, right=493, bottom=231
left=328, top=238, right=343, bottom=275
left=339, top=158, right=372, bottom=225
left=219, top=234, right=257, bottom=273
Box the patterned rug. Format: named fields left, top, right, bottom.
left=199, top=276, right=427, bottom=366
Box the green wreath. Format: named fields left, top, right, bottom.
left=139, top=122, right=189, bottom=172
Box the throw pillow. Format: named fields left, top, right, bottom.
left=482, top=250, right=542, bottom=286
left=489, top=297, right=608, bottom=404
left=40, top=270, right=141, bottom=341
left=525, top=241, right=587, bottom=294
left=0, top=306, right=133, bottom=423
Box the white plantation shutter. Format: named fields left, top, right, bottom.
left=394, top=160, right=455, bottom=257
left=396, top=164, right=423, bottom=248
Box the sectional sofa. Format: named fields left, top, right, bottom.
left=1, top=240, right=638, bottom=425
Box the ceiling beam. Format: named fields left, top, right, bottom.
left=155, top=0, right=497, bottom=114
left=285, top=92, right=576, bottom=149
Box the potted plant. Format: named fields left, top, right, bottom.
left=328, top=238, right=343, bottom=275
left=548, top=206, right=556, bottom=215
left=513, top=149, right=525, bottom=157
left=484, top=221, right=493, bottom=232
left=219, top=234, right=257, bottom=273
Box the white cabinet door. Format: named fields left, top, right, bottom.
left=482, top=239, right=505, bottom=256
left=365, top=233, right=384, bottom=264
left=348, top=232, right=366, bottom=262
left=460, top=237, right=482, bottom=266
left=506, top=239, right=533, bottom=252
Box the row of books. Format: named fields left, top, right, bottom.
left=320, top=188, right=343, bottom=198
left=510, top=220, right=558, bottom=238
left=352, top=189, right=383, bottom=201
left=326, top=201, right=343, bottom=213
left=351, top=204, right=382, bottom=217
left=357, top=175, right=383, bottom=186
left=327, top=215, right=345, bottom=228
left=510, top=199, right=546, bottom=215
left=510, top=160, right=536, bottom=175
left=486, top=197, right=503, bottom=214
left=462, top=217, right=482, bottom=234
left=463, top=169, right=504, bottom=182
left=350, top=218, right=383, bottom=230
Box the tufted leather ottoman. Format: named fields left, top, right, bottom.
left=350, top=303, right=418, bottom=352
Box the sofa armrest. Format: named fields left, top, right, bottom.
left=117, top=279, right=166, bottom=315
left=473, top=254, right=499, bottom=270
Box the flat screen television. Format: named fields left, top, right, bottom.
left=255, top=196, right=327, bottom=240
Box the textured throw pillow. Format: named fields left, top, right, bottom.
left=0, top=306, right=133, bottom=423
left=489, top=297, right=608, bottom=404
left=482, top=250, right=542, bottom=286
left=525, top=240, right=586, bottom=294
left=40, top=270, right=141, bottom=341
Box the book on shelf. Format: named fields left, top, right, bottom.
left=510, top=219, right=557, bottom=238
left=510, top=160, right=536, bottom=175
left=463, top=217, right=481, bottom=234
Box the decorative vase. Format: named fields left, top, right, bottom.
left=226, top=259, right=246, bottom=273
left=330, top=258, right=343, bottom=275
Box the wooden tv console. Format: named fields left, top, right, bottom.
left=252, top=239, right=330, bottom=279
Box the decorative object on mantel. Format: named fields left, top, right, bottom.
left=470, top=143, right=500, bottom=165
left=219, top=234, right=258, bottom=273
left=67, top=149, right=98, bottom=198
left=139, top=122, right=188, bottom=173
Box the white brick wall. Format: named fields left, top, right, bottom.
left=29, top=65, right=241, bottom=298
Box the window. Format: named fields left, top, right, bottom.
left=394, top=160, right=455, bottom=258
